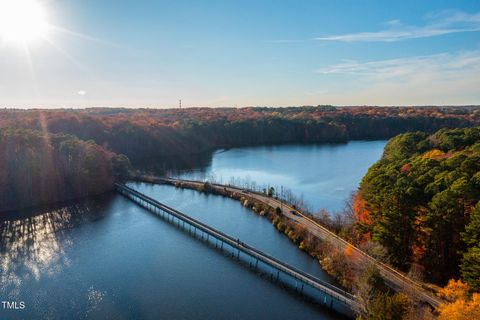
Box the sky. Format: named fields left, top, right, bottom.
left=0, top=0, right=479, bottom=108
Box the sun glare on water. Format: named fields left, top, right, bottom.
left=0, top=0, right=49, bottom=43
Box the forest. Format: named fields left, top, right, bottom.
left=355, top=127, right=480, bottom=291
left=1, top=106, right=479, bottom=165
left=0, top=105, right=479, bottom=213
left=1, top=108, right=480, bottom=317
left=0, top=129, right=130, bottom=212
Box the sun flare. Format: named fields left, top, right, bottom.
left=0, top=0, right=49, bottom=43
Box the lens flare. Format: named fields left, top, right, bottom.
left=0, top=0, right=49, bottom=43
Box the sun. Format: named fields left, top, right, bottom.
left=0, top=0, right=49, bottom=43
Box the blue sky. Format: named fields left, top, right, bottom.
left=0, top=0, right=479, bottom=107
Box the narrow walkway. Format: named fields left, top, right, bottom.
left=116, top=183, right=364, bottom=315
left=134, top=175, right=442, bottom=309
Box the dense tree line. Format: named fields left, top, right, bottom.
left=0, top=129, right=130, bottom=212
left=0, top=106, right=478, bottom=213
left=355, top=127, right=480, bottom=289
left=0, top=106, right=478, bottom=165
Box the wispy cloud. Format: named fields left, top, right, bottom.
left=316, top=51, right=480, bottom=78
left=315, top=27, right=479, bottom=42
left=315, top=50, right=480, bottom=105
left=315, top=10, right=480, bottom=42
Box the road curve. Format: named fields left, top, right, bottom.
left=133, top=175, right=442, bottom=309
left=117, top=182, right=363, bottom=314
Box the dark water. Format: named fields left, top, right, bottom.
left=170, top=141, right=387, bottom=212
left=1, top=188, right=348, bottom=320
left=0, top=142, right=386, bottom=319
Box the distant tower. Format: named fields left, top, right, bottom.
left=179, top=99, right=182, bottom=109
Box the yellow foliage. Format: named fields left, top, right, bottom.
left=299, top=241, right=306, bottom=250
left=438, top=293, right=480, bottom=320
left=438, top=279, right=469, bottom=302
left=421, top=149, right=447, bottom=160
left=437, top=280, right=480, bottom=320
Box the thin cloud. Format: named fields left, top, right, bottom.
left=315, top=10, right=480, bottom=42
left=317, top=51, right=480, bottom=80
left=315, top=27, right=480, bottom=42
left=315, top=50, right=480, bottom=105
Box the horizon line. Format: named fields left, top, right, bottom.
left=1, top=104, right=480, bottom=110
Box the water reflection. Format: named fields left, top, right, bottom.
left=0, top=195, right=114, bottom=299
left=139, top=151, right=214, bottom=176
left=149, top=142, right=387, bottom=212
left=0, top=189, right=348, bottom=319
left=0, top=143, right=386, bottom=319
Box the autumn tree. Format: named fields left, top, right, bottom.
left=0, top=129, right=130, bottom=212
left=437, top=280, right=480, bottom=320
left=356, top=127, right=480, bottom=285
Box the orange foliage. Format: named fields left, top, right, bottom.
left=400, top=163, right=411, bottom=174
left=410, top=244, right=425, bottom=263
left=438, top=294, right=480, bottom=320
left=438, top=279, right=470, bottom=302
left=437, top=280, right=480, bottom=320
left=438, top=279, right=480, bottom=320
left=344, top=244, right=353, bottom=258
left=411, top=208, right=429, bottom=263
left=353, top=193, right=372, bottom=242
left=354, top=193, right=371, bottom=224
left=421, top=149, right=451, bottom=160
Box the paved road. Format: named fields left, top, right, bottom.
left=135, top=176, right=442, bottom=309
left=117, top=182, right=363, bottom=313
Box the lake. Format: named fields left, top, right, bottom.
left=0, top=141, right=386, bottom=319
left=172, top=141, right=387, bottom=212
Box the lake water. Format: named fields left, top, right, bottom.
left=172, top=141, right=387, bottom=212
left=0, top=142, right=386, bottom=319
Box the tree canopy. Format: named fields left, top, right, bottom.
left=0, top=129, right=130, bottom=212
left=356, top=127, right=480, bottom=287
left=1, top=106, right=478, bottom=165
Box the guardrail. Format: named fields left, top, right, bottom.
left=133, top=175, right=442, bottom=309
left=116, top=183, right=363, bottom=314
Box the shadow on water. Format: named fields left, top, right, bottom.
left=137, top=151, right=214, bottom=176
left=0, top=193, right=117, bottom=300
